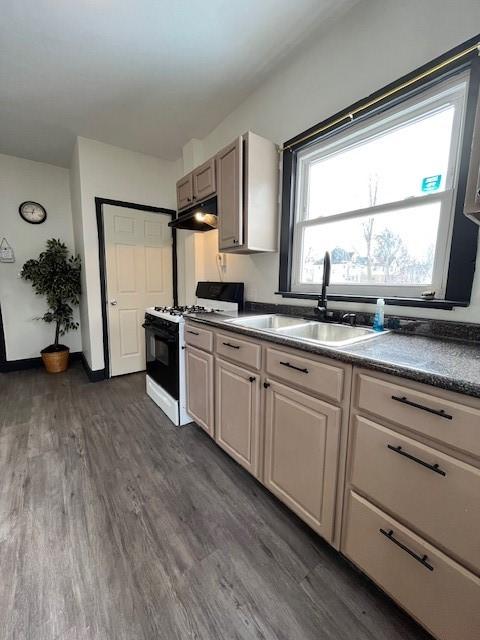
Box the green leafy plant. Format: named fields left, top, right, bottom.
left=21, top=239, right=81, bottom=352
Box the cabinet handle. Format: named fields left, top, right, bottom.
left=391, top=395, right=452, bottom=420
left=279, top=361, right=308, bottom=374
left=379, top=528, right=434, bottom=571
left=187, top=330, right=200, bottom=335
left=263, top=382, right=270, bottom=389
left=387, top=444, right=446, bottom=477
left=249, top=376, right=256, bottom=383
left=223, top=342, right=240, bottom=349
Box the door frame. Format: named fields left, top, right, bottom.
left=95, top=197, right=177, bottom=379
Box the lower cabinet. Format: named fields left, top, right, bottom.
left=343, top=492, right=480, bottom=640
left=184, top=326, right=480, bottom=640
left=215, top=357, right=261, bottom=477
left=263, top=379, right=341, bottom=542
left=185, top=345, right=214, bottom=437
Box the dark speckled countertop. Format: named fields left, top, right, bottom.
left=186, top=312, right=480, bottom=399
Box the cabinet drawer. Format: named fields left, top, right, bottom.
left=350, top=416, right=480, bottom=573
left=215, top=332, right=261, bottom=370
left=266, top=346, right=344, bottom=403
left=185, top=324, right=213, bottom=352
left=357, top=373, right=480, bottom=457
left=343, top=492, right=480, bottom=640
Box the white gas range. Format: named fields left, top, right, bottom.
left=144, top=282, right=244, bottom=426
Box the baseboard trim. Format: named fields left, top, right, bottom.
left=80, top=353, right=107, bottom=382
left=0, top=350, right=107, bottom=383
left=0, top=351, right=82, bottom=373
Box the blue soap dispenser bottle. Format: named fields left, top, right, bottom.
left=373, top=298, right=385, bottom=332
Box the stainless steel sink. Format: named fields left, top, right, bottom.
left=277, top=321, right=380, bottom=346
left=226, top=314, right=386, bottom=347
left=228, top=314, right=306, bottom=330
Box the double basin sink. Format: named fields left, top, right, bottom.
left=225, top=314, right=384, bottom=347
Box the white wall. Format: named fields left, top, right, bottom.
left=70, top=140, right=91, bottom=362
left=0, top=153, right=82, bottom=360
left=179, top=0, right=480, bottom=322
left=71, top=137, right=177, bottom=371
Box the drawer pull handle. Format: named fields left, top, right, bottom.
left=387, top=444, right=446, bottom=477
left=248, top=376, right=256, bottom=383
left=391, top=395, right=452, bottom=420
left=223, top=342, right=240, bottom=349
left=379, top=528, right=434, bottom=571
left=187, top=330, right=200, bottom=336
left=279, top=361, right=309, bottom=374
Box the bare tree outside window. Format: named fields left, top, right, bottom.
left=362, top=173, right=378, bottom=280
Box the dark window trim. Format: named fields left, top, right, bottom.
left=95, top=197, right=177, bottom=381
left=279, top=35, right=480, bottom=308
left=275, top=291, right=467, bottom=311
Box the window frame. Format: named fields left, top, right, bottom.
left=291, top=75, right=467, bottom=298
left=278, top=37, right=480, bottom=310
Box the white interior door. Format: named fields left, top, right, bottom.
left=104, top=206, right=173, bottom=376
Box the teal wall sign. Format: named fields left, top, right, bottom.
left=421, top=175, right=442, bottom=192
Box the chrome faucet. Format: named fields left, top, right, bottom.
left=342, top=313, right=357, bottom=326
left=314, top=251, right=331, bottom=322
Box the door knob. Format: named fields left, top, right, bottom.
left=110, top=299, right=118, bottom=306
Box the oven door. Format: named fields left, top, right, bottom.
left=144, top=323, right=179, bottom=400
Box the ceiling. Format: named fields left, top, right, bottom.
left=0, top=0, right=357, bottom=167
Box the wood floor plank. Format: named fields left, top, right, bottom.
left=0, top=364, right=432, bottom=639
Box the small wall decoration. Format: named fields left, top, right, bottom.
left=0, top=238, right=15, bottom=263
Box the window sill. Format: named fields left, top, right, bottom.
left=275, top=291, right=469, bottom=311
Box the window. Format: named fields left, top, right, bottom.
left=290, top=74, right=468, bottom=299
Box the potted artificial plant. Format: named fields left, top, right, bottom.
left=21, top=238, right=81, bottom=373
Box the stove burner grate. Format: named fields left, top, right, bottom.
left=153, top=305, right=218, bottom=316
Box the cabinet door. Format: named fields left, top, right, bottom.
left=186, top=345, right=214, bottom=437
left=264, top=379, right=341, bottom=541
left=215, top=357, right=261, bottom=477
left=217, top=137, right=243, bottom=250
left=176, top=173, right=193, bottom=210
left=193, top=158, right=216, bottom=202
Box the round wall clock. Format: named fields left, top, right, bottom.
left=19, top=201, right=47, bottom=224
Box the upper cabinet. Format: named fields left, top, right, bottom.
left=175, top=131, right=279, bottom=254
left=176, top=174, right=193, bottom=210
left=217, top=131, right=278, bottom=254
left=176, top=158, right=216, bottom=212
left=193, top=157, right=216, bottom=202
left=217, top=137, right=243, bottom=250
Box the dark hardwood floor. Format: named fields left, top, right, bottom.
left=0, top=364, right=431, bottom=640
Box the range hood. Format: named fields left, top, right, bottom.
left=169, top=196, right=218, bottom=231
